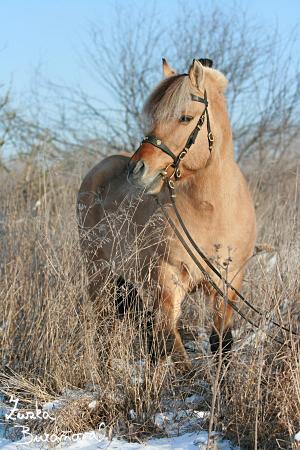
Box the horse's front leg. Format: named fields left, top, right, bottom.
left=209, top=273, right=244, bottom=359
left=151, top=262, right=192, bottom=371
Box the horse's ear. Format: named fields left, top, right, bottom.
left=162, top=58, right=176, bottom=77
left=188, top=59, right=204, bottom=90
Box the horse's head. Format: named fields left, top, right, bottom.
left=128, top=59, right=229, bottom=194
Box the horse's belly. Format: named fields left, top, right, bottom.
left=92, top=192, right=165, bottom=281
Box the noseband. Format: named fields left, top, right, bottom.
left=137, top=89, right=214, bottom=195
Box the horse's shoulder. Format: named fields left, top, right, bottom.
left=79, top=154, right=130, bottom=193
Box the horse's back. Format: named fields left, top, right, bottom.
left=77, top=154, right=160, bottom=279
left=77, top=154, right=130, bottom=226
left=79, top=154, right=129, bottom=196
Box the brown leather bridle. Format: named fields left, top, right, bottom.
left=137, top=87, right=214, bottom=196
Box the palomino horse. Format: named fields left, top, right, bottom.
left=77, top=59, right=256, bottom=370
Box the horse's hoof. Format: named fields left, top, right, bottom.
left=172, top=353, right=193, bottom=373
left=209, top=327, right=233, bottom=356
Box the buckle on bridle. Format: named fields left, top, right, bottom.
left=160, top=162, right=175, bottom=180
left=178, top=150, right=187, bottom=161
left=208, top=132, right=214, bottom=143
left=175, top=167, right=181, bottom=179
left=168, top=178, right=175, bottom=191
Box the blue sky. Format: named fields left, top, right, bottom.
left=1, top=0, right=299, bottom=101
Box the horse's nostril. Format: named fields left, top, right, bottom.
left=132, top=160, right=145, bottom=177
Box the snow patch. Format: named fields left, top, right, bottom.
left=0, top=431, right=238, bottom=449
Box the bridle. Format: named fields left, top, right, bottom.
left=138, top=87, right=214, bottom=196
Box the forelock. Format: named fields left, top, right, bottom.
left=143, top=74, right=192, bottom=125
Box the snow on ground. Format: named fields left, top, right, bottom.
left=0, top=430, right=237, bottom=450
left=0, top=362, right=238, bottom=450
left=0, top=394, right=237, bottom=450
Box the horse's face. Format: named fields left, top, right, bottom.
left=128, top=60, right=212, bottom=194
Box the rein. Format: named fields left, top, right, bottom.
left=157, top=185, right=299, bottom=347
left=134, top=87, right=299, bottom=345
left=156, top=194, right=287, bottom=347
left=167, top=189, right=299, bottom=339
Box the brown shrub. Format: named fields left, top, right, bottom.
left=0, top=153, right=299, bottom=447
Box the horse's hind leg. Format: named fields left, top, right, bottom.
left=115, top=276, right=143, bottom=317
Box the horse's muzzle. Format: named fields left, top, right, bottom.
left=127, top=159, right=163, bottom=193
left=127, top=159, right=146, bottom=183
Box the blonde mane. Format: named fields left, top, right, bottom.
left=143, top=74, right=191, bottom=124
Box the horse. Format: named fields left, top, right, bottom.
left=77, top=59, right=256, bottom=370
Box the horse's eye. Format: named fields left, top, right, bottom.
left=179, top=115, right=193, bottom=123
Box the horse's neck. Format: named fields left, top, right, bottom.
left=210, top=90, right=234, bottom=161
left=172, top=93, right=235, bottom=203
left=179, top=149, right=236, bottom=206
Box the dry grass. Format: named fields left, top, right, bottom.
left=0, top=152, right=299, bottom=449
